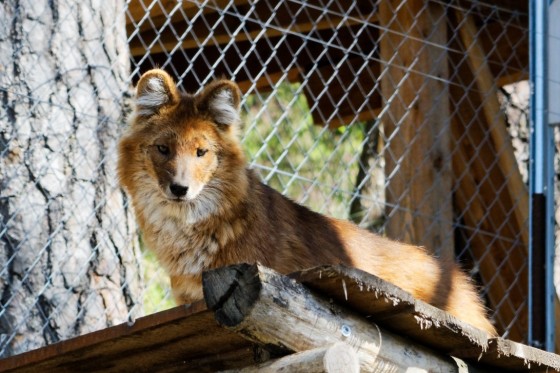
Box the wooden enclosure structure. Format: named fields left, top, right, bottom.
left=1, top=264, right=559, bottom=372
left=126, top=0, right=536, bottom=343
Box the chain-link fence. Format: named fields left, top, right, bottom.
left=0, top=0, right=536, bottom=358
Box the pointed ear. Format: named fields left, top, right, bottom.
left=197, top=80, right=242, bottom=128
left=135, top=69, right=180, bottom=117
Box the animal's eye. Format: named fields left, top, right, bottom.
left=157, top=145, right=170, bottom=156
left=196, top=148, right=208, bottom=157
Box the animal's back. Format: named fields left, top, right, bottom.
left=230, top=179, right=496, bottom=334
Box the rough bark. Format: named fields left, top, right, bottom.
left=0, top=0, right=142, bottom=357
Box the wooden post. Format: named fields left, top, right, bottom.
left=379, top=1, right=453, bottom=259
left=203, top=263, right=469, bottom=372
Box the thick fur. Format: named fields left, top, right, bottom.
left=118, top=69, right=497, bottom=336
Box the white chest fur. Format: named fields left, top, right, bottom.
left=136, top=189, right=221, bottom=276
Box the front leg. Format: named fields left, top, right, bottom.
left=170, top=274, right=204, bottom=305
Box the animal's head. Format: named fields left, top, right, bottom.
left=118, top=69, right=246, bottom=205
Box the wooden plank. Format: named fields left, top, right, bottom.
left=203, top=263, right=482, bottom=372
left=128, top=1, right=377, bottom=57
left=379, top=0, right=453, bottom=259
left=130, top=34, right=307, bottom=88
left=129, top=17, right=347, bottom=57
left=292, top=265, right=490, bottom=354
left=0, top=302, right=255, bottom=373
left=229, top=343, right=360, bottom=373
left=291, top=265, right=560, bottom=372
left=455, top=338, right=560, bottom=372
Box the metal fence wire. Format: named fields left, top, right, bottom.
left=0, top=0, right=535, bottom=357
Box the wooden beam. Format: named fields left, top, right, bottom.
left=291, top=265, right=490, bottom=353
left=379, top=0, right=453, bottom=258
left=455, top=338, right=560, bottom=371
left=448, top=9, right=530, bottom=342
left=234, top=343, right=360, bottom=373
left=448, top=58, right=527, bottom=341
left=450, top=123, right=526, bottom=341
left=127, top=0, right=189, bottom=26
left=128, top=13, right=377, bottom=57
left=203, top=263, right=477, bottom=372
left=454, top=9, right=529, bottom=247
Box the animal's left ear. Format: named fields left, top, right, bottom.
left=197, top=80, right=242, bottom=129
left=135, top=69, right=180, bottom=117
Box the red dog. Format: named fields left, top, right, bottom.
left=118, top=69, right=496, bottom=335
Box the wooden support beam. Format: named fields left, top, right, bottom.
left=448, top=8, right=530, bottom=341
left=203, top=263, right=474, bottom=372
left=230, top=343, right=360, bottom=373
left=129, top=13, right=377, bottom=57
left=447, top=54, right=527, bottom=339
left=379, top=0, right=453, bottom=259
left=454, top=9, right=529, bottom=247
left=449, top=65, right=527, bottom=341
left=451, top=132, right=526, bottom=341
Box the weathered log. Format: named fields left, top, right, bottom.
left=226, top=343, right=359, bottom=373
left=203, top=263, right=470, bottom=372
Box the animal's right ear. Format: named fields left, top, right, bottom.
left=135, top=69, right=180, bottom=117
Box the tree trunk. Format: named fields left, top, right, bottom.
left=0, top=0, right=142, bottom=357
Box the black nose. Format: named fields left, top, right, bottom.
left=170, top=183, right=188, bottom=197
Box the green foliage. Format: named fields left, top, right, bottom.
left=242, top=82, right=365, bottom=218
left=141, top=247, right=175, bottom=314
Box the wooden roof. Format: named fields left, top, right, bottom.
left=1, top=264, right=558, bottom=372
